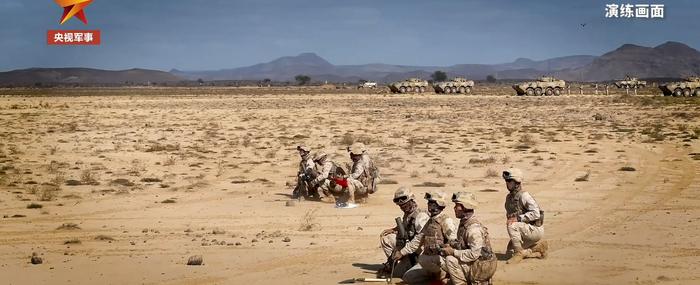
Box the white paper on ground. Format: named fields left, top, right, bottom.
left=335, top=202, right=358, bottom=209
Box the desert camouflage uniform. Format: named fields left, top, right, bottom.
left=400, top=212, right=458, bottom=284
left=505, top=187, right=544, bottom=256
left=445, top=215, right=497, bottom=285
left=380, top=208, right=430, bottom=277
left=312, top=159, right=337, bottom=197
left=347, top=152, right=375, bottom=199
left=294, top=146, right=315, bottom=198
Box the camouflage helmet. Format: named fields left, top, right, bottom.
left=424, top=191, right=447, bottom=207
left=348, top=142, right=366, bottom=155
left=451, top=191, right=478, bottom=209
left=297, top=145, right=311, bottom=152
left=502, top=168, right=523, bottom=183
left=313, top=151, right=327, bottom=162
left=393, top=186, right=415, bottom=205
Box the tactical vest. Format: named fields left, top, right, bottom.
left=403, top=208, right=426, bottom=240
left=299, top=155, right=313, bottom=174
left=422, top=213, right=450, bottom=255
left=505, top=190, right=525, bottom=217
left=458, top=217, right=497, bottom=282
left=505, top=190, right=544, bottom=227
left=456, top=217, right=494, bottom=260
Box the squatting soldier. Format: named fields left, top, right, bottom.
left=442, top=192, right=497, bottom=285
left=310, top=151, right=343, bottom=202
left=345, top=142, right=379, bottom=203
left=378, top=187, right=430, bottom=277
left=502, top=168, right=548, bottom=264
left=293, top=145, right=315, bottom=199
left=394, top=191, right=457, bottom=284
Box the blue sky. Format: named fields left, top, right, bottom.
left=0, top=0, right=697, bottom=71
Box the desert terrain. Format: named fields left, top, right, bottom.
left=0, top=87, right=699, bottom=285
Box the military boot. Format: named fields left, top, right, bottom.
left=506, top=251, right=525, bottom=264
left=531, top=240, right=549, bottom=259
left=376, top=262, right=392, bottom=278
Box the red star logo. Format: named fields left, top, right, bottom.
left=55, top=0, right=94, bottom=25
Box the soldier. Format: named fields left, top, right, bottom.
left=393, top=191, right=457, bottom=284
left=310, top=151, right=342, bottom=202
left=442, top=192, right=497, bottom=285
left=502, top=168, right=548, bottom=264
left=293, top=145, right=315, bottom=199
left=345, top=142, right=379, bottom=203
left=378, top=187, right=430, bottom=277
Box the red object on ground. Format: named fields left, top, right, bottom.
left=333, top=178, right=348, bottom=188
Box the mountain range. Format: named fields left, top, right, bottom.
left=2, top=41, right=700, bottom=85
left=170, top=53, right=598, bottom=83
left=0, top=68, right=181, bottom=86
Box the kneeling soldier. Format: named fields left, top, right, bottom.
left=378, top=187, right=429, bottom=277
left=442, top=192, right=497, bottom=285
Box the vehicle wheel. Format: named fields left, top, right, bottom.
left=420, top=86, right=426, bottom=93
left=554, top=88, right=562, bottom=96
left=673, top=88, right=682, bottom=97
left=465, top=87, right=472, bottom=94
left=445, top=87, right=453, bottom=94
left=526, top=88, right=534, bottom=96
left=458, top=86, right=466, bottom=94
left=694, top=89, right=700, bottom=97
left=535, top=87, right=543, bottom=96
left=683, top=88, right=691, bottom=97
left=545, top=88, right=553, bottom=96
left=399, top=86, right=407, bottom=93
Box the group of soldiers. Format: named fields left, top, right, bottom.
left=293, top=142, right=379, bottom=206
left=378, top=168, right=547, bottom=285
left=291, top=144, right=547, bottom=284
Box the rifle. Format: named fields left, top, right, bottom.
left=395, top=217, right=417, bottom=265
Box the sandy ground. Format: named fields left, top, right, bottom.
left=0, top=88, right=699, bottom=285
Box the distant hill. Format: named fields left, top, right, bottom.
left=0, top=68, right=182, bottom=86
left=555, top=41, right=700, bottom=81
left=2, top=41, right=698, bottom=85
left=172, top=53, right=597, bottom=83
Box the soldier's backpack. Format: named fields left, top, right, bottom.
left=462, top=219, right=497, bottom=283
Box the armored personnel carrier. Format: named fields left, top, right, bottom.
left=614, top=76, right=647, bottom=89
left=512, top=76, right=566, bottom=96
left=659, top=77, right=700, bottom=96
left=388, top=78, right=429, bottom=93
left=433, top=77, right=475, bottom=94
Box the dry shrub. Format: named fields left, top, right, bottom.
left=413, top=181, right=446, bottom=187
left=38, top=185, right=60, bottom=201
left=575, top=171, right=590, bottom=182
left=27, top=203, right=43, bottom=209
left=485, top=168, right=499, bottom=178
left=56, top=223, right=81, bottom=230
left=339, top=132, right=355, bottom=145
left=619, top=166, right=636, bottom=172
left=519, top=134, right=537, bottom=146
left=502, top=128, right=516, bottom=136
left=80, top=170, right=99, bottom=185
left=95, top=235, right=115, bottom=241
left=299, top=208, right=321, bottom=231
left=469, top=156, right=496, bottom=164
